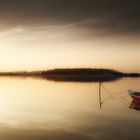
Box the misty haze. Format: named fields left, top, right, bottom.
left=0, top=0, right=140, bottom=140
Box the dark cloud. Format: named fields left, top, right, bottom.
left=0, top=0, right=139, bottom=35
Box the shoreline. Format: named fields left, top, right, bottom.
left=0, top=68, right=139, bottom=82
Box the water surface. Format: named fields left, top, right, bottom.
left=0, top=77, right=140, bottom=140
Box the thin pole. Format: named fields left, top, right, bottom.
left=99, top=82, right=102, bottom=109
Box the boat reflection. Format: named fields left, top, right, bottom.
left=129, top=100, right=140, bottom=110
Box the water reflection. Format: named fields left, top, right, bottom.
left=0, top=77, right=139, bottom=139
left=40, top=74, right=121, bottom=83
left=129, top=100, right=140, bottom=110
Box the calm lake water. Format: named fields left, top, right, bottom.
left=0, top=77, right=140, bottom=140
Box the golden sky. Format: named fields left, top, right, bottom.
left=0, top=0, right=140, bottom=72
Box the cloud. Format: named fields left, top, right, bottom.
left=0, top=0, right=139, bottom=36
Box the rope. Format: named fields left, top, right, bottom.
left=105, top=97, right=130, bottom=106
left=99, top=83, right=130, bottom=106
left=101, top=84, right=128, bottom=95
left=101, top=95, right=130, bottom=105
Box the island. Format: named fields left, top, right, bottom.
left=0, top=68, right=140, bottom=82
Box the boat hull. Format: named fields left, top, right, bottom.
left=128, top=90, right=140, bottom=102
left=130, top=95, right=140, bottom=102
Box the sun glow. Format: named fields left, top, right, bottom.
left=0, top=27, right=139, bottom=72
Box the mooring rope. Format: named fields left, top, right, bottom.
left=99, top=84, right=130, bottom=106
left=101, top=84, right=128, bottom=95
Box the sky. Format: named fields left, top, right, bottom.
left=0, top=0, right=140, bottom=72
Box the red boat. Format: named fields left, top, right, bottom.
left=128, top=90, right=140, bottom=102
